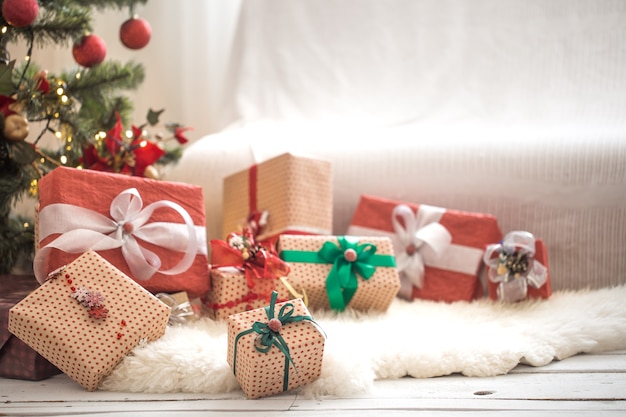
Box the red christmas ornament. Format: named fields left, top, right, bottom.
left=120, top=16, right=152, bottom=50
left=2, top=0, right=39, bottom=28
left=72, top=34, right=107, bottom=68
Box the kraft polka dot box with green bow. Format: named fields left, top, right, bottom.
left=8, top=250, right=171, bottom=391
left=228, top=290, right=326, bottom=399
left=277, top=235, right=401, bottom=312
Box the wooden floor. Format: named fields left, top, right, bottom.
left=1, top=350, right=625, bottom=416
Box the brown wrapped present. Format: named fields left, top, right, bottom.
left=0, top=275, right=60, bottom=381
left=227, top=291, right=325, bottom=399
left=9, top=250, right=170, bottom=391
left=222, top=153, right=332, bottom=245
left=278, top=235, right=400, bottom=312
left=205, top=229, right=292, bottom=320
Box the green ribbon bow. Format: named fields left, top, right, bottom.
left=232, top=291, right=317, bottom=393
left=280, top=236, right=396, bottom=311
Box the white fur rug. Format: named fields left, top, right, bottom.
left=100, top=285, right=626, bottom=397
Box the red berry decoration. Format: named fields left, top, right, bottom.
left=2, top=0, right=39, bottom=28
left=72, top=34, right=107, bottom=68
left=120, top=16, right=152, bottom=50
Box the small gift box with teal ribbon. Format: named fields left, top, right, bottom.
left=277, top=235, right=400, bottom=312
left=227, top=291, right=325, bottom=399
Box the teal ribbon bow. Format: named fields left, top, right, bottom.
left=232, top=291, right=317, bottom=393
left=280, top=236, right=396, bottom=311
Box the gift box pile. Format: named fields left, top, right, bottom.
left=0, top=275, right=60, bottom=381
left=227, top=291, right=325, bottom=399
left=8, top=250, right=171, bottom=391
left=222, top=153, right=333, bottom=245
left=34, top=166, right=211, bottom=299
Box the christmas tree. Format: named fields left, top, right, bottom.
left=0, top=0, right=188, bottom=273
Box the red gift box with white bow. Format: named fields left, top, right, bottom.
left=347, top=194, right=503, bottom=302
left=34, top=166, right=211, bottom=298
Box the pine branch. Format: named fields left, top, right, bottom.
left=64, top=60, right=145, bottom=98
left=0, top=166, right=31, bottom=218
left=1, top=2, right=92, bottom=48
left=39, top=0, right=148, bottom=12
left=0, top=215, right=35, bottom=274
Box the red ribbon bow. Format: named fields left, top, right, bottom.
left=210, top=229, right=290, bottom=298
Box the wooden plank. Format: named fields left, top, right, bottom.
left=2, top=352, right=625, bottom=417
left=4, top=368, right=624, bottom=403
left=2, top=397, right=625, bottom=417
left=510, top=352, right=626, bottom=373
left=2, top=372, right=625, bottom=411
left=364, top=373, right=626, bottom=401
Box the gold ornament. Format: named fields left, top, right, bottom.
left=3, top=114, right=29, bottom=142
left=143, top=164, right=160, bottom=179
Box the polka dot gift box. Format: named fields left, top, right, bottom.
left=222, top=153, right=332, bottom=246
left=227, top=291, right=325, bottom=399
left=205, top=228, right=292, bottom=320
left=0, top=275, right=61, bottom=381
left=8, top=250, right=171, bottom=391
left=278, top=235, right=401, bottom=312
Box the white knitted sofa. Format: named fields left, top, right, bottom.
left=166, top=0, right=626, bottom=293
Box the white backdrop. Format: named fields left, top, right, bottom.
left=8, top=0, right=626, bottom=143
left=8, top=0, right=242, bottom=143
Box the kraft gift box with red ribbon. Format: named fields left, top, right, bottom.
left=205, top=229, right=292, bottom=320
left=34, top=166, right=211, bottom=299
left=222, top=153, right=333, bottom=245
left=277, top=234, right=400, bottom=312
left=227, top=291, right=325, bottom=399
left=0, top=275, right=61, bottom=381
left=8, top=250, right=171, bottom=391
left=483, top=231, right=551, bottom=302
left=347, top=194, right=503, bottom=303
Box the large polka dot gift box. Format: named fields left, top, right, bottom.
left=8, top=250, right=171, bottom=391
left=277, top=235, right=401, bottom=312
left=227, top=291, right=325, bottom=399
left=222, top=153, right=333, bottom=245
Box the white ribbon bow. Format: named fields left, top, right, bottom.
left=392, top=204, right=452, bottom=288
left=483, top=231, right=548, bottom=301
left=34, top=188, right=207, bottom=284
